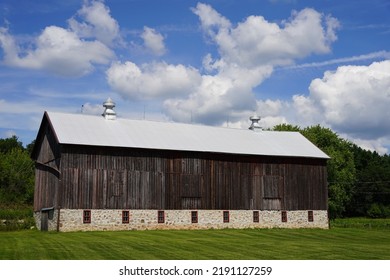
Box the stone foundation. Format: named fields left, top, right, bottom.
left=35, top=209, right=328, bottom=232
left=34, top=209, right=59, bottom=231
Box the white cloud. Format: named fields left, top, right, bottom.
left=141, top=27, right=166, bottom=56
left=163, top=64, right=273, bottom=124
left=308, top=60, right=390, bottom=137
left=0, top=26, right=114, bottom=76
left=161, top=4, right=338, bottom=124
left=68, top=0, right=120, bottom=46
left=106, top=61, right=202, bottom=100
left=106, top=3, right=339, bottom=126
left=0, top=0, right=116, bottom=77
left=286, top=60, right=390, bottom=153
left=191, top=2, right=231, bottom=36
left=349, top=137, right=389, bottom=155
left=193, top=3, right=339, bottom=68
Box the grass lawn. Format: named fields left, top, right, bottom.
left=1, top=220, right=389, bottom=260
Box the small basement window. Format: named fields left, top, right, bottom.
left=253, top=211, right=259, bottom=223
left=122, top=210, right=130, bottom=224
left=191, top=211, right=198, bottom=223
left=158, top=210, right=165, bottom=223
left=223, top=211, right=229, bottom=223
left=308, top=210, right=314, bottom=222
left=83, top=210, right=91, bottom=224
left=281, top=211, right=287, bottom=223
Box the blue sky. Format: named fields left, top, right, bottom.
left=1, top=0, right=390, bottom=153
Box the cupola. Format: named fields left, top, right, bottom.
left=102, top=97, right=116, bottom=120
left=248, top=113, right=262, bottom=131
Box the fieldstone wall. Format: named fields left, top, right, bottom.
left=49, top=209, right=328, bottom=232
left=34, top=209, right=58, bottom=231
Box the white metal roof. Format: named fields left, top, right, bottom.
left=45, top=111, right=329, bottom=159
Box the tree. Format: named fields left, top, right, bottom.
left=348, top=144, right=390, bottom=217
left=0, top=135, right=23, bottom=153
left=272, top=123, right=301, bottom=132
left=0, top=137, right=35, bottom=205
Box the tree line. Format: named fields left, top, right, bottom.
left=273, top=124, right=390, bottom=219
left=1, top=127, right=389, bottom=219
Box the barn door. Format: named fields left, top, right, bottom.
left=41, top=211, right=48, bottom=231
left=180, top=174, right=203, bottom=209
left=262, top=176, right=283, bottom=210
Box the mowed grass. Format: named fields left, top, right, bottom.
left=1, top=223, right=389, bottom=260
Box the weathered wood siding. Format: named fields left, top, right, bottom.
left=57, top=145, right=327, bottom=211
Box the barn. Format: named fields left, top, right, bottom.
left=32, top=98, right=329, bottom=232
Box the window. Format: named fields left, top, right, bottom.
left=281, top=211, right=287, bottom=223
left=83, top=210, right=91, bottom=224
left=158, top=210, right=165, bottom=224
left=122, top=210, right=130, bottom=224
left=223, top=211, right=229, bottom=223
left=308, top=210, right=314, bottom=222
left=48, top=209, right=54, bottom=220
left=253, top=211, right=259, bottom=223
left=191, top=211, right=198, bottom=223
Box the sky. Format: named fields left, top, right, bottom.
left=0, top=0, right=390, bottom=154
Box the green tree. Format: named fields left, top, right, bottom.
left=0, top=137, right=35, bottom=205
left=0, top=135, right=23, bottom=153
left=272, top=123, right=301, bottom=132
left=349, top=144, right=390, bottom=217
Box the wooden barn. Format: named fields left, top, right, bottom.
left=32, top=99, right=329, bottom=232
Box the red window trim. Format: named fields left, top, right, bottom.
left=158, top=210, right=165, bottom=223
left=122, top=210, right=130, bottom=224
left=308, top=210, right=314, bottom=222
left=253, top=211, right=259, bottom=223
left=223, top=211, right=229, bottom=223
left=83, top=210, right=91, bottom=224
left=281, top=211, right=287, bottom=223
left=191, top=211, right=198, bottom=223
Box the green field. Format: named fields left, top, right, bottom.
left=1, top=219, right=389, bottom=260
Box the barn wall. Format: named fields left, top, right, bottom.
left=56, top=209, right=329, bottom=232
left=58, top=145, right=328, bottom=211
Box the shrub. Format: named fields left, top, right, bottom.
left=367, top=203, right=390, bottom=218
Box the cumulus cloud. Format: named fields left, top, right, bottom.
left=0, top=0, right=116, bottom=76
left=0, top=26, right=114, bottom=76
left=106, top=61, right=202, bottom=100
left=161, top=3, right=339, bottom=124
left=163, top=65, right=273, bottom=124
left=286, top=60, right=390, bottom=152
left=141, top=27, right=166, bottom=56
left=106, top=3, right=339, bottom=125
left=68, top=0, right=121, bottom=46
left=308, top=60, right=390, bottom=138
left=193, top=3, right=339, bottom=68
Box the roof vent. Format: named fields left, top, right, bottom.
left=102, top=97, right=116, bottom=120
left=249, top=113, right=262, bottom=131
